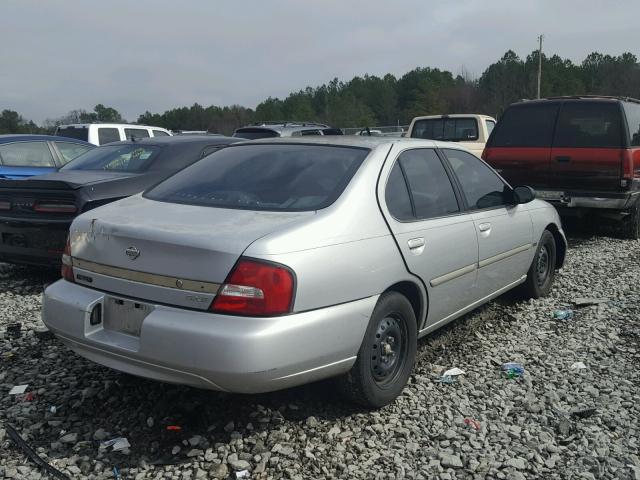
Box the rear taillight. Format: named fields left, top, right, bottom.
left=210, top=258, right=295, bottom=316
left=61, top=238, right=74, bottom=282
left=621, top=150, right=634, bottom=188
left=0, top=200, right=10, bottom=211
left=34, top=201, right=77, bottom=213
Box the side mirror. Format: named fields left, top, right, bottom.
left=513, top=185, right=536, bottom=204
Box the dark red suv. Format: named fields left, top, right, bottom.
left=483, top=96, right=640, bottom=238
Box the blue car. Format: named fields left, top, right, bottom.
left=0, top=135, right=94, bottom=179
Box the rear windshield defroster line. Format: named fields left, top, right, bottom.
left=144, top=144, right=370, bottom=212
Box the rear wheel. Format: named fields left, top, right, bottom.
left=520, top=230, right=557, bottom=299
left=336, top=292, right=417, bottom=408
left=621, top=200, right=640, bottom=240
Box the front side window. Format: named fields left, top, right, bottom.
left=490, top=104, right=559, bottom=147
left=152, top=130, right=170, bottom=137
left=124, top=128, right=150, bottom=141
left=54, top=141, right=93, bottom=164
left=98, top=128, right=120, bottom=145
left=443, top=149, right=510, bottom=210
left=0, top=141, right=55, bottom=167
left=145, top=144, right=368, bottom=212
left=411, top=118, right=479, bottom=142
left=61, top=145, right=160, bottom=172
left=554, top=102, right=623, bottom=148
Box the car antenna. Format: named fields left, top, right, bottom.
left=365, top=127, right=371, bottom=136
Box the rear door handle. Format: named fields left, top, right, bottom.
left=407, top=237, right=425, bottom=249
left=478, top=222, right=491, bottom=232
left=555, top=155, right=571, bottom=163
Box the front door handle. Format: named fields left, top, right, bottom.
left=478, top=222, right=491, bottom=232
left=408, top=237, right=425, bottom=249
left=555, top=155, right=571, bottom=163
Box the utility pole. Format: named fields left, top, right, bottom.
left=537, top=34, right=544, bottom=99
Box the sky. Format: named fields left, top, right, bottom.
left=1, top=0, right=638, bottom=123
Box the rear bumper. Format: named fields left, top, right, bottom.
left=42, top=280, right=376, bottom=393
left=544, top=191, right=639, bottom=210
left=0, top=219, right=69, bottom=266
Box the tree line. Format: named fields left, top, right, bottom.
left=2, top=49, right=639, bottom=136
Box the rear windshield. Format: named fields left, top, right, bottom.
left=145, top=144, right=369, bottom=212
left=490, top=104, right=559, bottom=147
left=61, top=144, right=161, bottom=172
left=55, top=126, right=89, bottom=142
left=410, top=118, right=478, bottom=141
left=553, top=102, right=623, bottom=148
left=623, top=102, right=640, bottom=147
left=233, top=128, right=280, bottom=140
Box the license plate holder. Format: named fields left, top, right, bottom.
left=536, top=190, right=564, bottom=201
left=103, top=297, right=153, bottom=336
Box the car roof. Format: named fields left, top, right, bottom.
left=411, top=114, right=495, bottom=121
left=56, top=123, right=170, bottom=129
left=100, top=135, right=240, bottom=148
left=235, top=123, right=332, bottom=134
left=230, top=135, right=469, bottom=151
left=511, top=95, right=640, bottom=107
left=0, top=134, right=91, bottom=145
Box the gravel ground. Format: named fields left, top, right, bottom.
left=0, top=232, right=639, bottom=480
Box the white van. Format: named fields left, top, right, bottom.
left=54, top=123, right=172, bottom=146
left=406, top=114, right=496, bottom=157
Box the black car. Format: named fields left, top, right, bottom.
left=0, top=135, right=242, bottom=266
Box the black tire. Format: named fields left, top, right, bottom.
left=621, top=200, right=640, bottom=240
left=520, top=229, right=557, bottom=299
left=336, top=292, right=417, bottom=408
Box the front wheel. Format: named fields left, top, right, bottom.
left=336, top=292, right=417, bottom=408
left=519, top=229, right=557, bottom=299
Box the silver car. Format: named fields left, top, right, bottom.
left=42, top=137, right=566, bottom=408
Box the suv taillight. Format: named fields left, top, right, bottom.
left=61, top=237, right=74, bottom=282
left=622, top=150, right=634, bottom=188
left=210, top=258, right=295, bottom=316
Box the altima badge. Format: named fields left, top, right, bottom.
left=125, top=246, right=141, bottom=260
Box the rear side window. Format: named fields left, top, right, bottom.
left=490, top=104, right=559, bottom=147
left=152, top=130, right=170, bottom=137
left=623, top=102, right=640, bottom=147
left=54, top=141, right=93, bottom=164
left=145, top=144, right=368, bottom=212
left=386, top=149, right=459, bottom=221
left=55, top=126, right=89, bottom=142
left=443, top=148, right=510, bottom=210
left=98, top=128, right=120, bottom=145
left=385, top=163, right=413, bottom=221
left=125, top=128, right=150, bottom=141
left=62, top=145, right=160, bottom=172
left=411, top=118, right=478, bottom=142
left=485, top=119, right=496, bottom=136
left=0, top=141, right=55, bottom=167
left=233, top=128, right=280, bottom=140
left=554, top=102, right=623, bottom=148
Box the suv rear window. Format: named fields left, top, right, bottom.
left=554, top=102, right=623, bottom=148
left=623, top=102, right=640, bottom=147
left=410, top=118, right=478, bottom=141
left=145, top=144, right=368, bottom=212
left=62, top=145, right=160, bottom=172
left=233, top=128, right=280, bottom=140
left=55, top=126, right=89, bottom=142
left=490, top=104, right=559, bottom=147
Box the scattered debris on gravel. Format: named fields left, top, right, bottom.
left=1, top=234, right=639, bottom=479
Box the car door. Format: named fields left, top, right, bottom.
left=441, top=148, right=533, bottom=299
left=379, top=146, right=479, bottom=326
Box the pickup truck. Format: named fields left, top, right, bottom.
left=482, top=96, right=640, bottom=239
left=407, top=114, right=496, bottom=157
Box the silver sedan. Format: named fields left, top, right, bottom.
left=42, top=137, right=566, bottom=408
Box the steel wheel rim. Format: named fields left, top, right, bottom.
left=370, top=314, right=407, bottom=386
left=536, top=245, right=550, bottom=286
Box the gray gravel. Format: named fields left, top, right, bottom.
left=0, top=233, right=639, bottom=480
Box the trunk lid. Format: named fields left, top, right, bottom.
left=70, top=195, right=313, bottom=308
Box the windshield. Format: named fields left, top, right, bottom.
left=55, top=126, right=89, bottom=142
left=145, top=144, right=369, bottom=211
left=61, top=144, right=161, bottom=172
left=233, top=128, right=280, bottom=140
